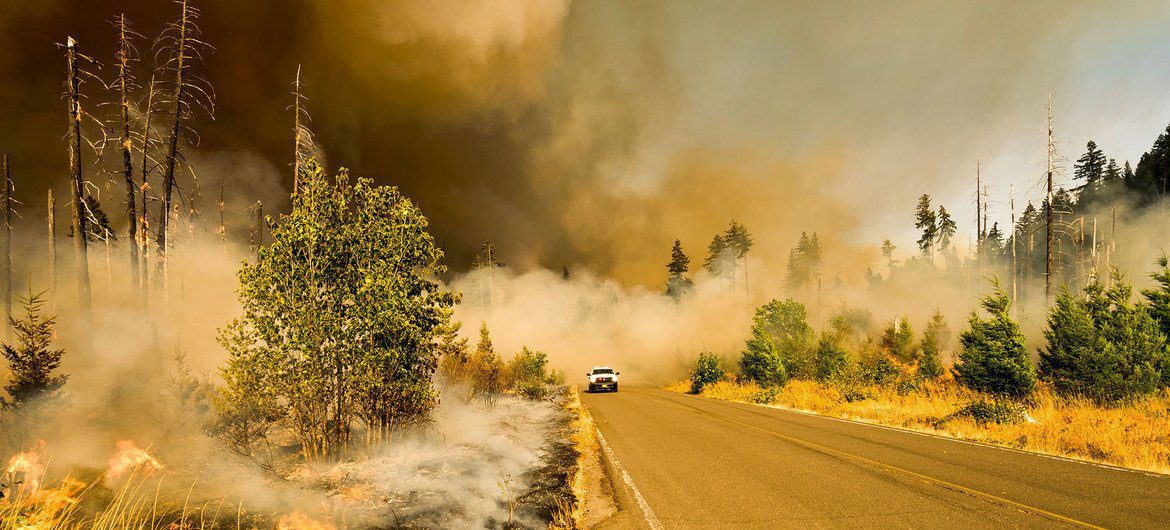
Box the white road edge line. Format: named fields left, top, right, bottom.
left=596, top=428, right=665, bottom=530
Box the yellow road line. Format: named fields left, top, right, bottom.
left=638, top=389, right=1104, bottom=530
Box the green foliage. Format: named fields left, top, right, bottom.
left=435, top=310, right=471, bottom=383
left=665, top=239, right=695, bottom=299
left=859, top=355, right=900, bottom=386
left=739, top=327, right=788, bottom=387
left=914, top=194, right=937, bottom=260
left=880, top=317, right=917, bottom=363
left=690, top=351, right=724, bottom=394
left=918, top=310, right=948, bottom=380
left=936, top=206, right=957, bottom=251
left=785, top=232, right=822, bottom=292
left=953, top=282, right=1035, bottom=399
left=814, top=333, right=850, bottom=381
left=214, top=162, right=455, bottom=459
left=1, top=290, right=67, bottom=410
left=1041, top=272, right=1168, bottom=403
left=1142, top=255, right=1170, bottom=387
left=467, top=322, right=505, bottom=399
left=747, top=299, right=816, bottom=379
left=751, top=386, right=781, bottom=404
left=955, top=399, right=1026, bottom=425
left=507, top=346, right=552, bottom=400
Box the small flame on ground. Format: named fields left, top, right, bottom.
left=4, top=440, right=48, bottom=493
left=106, top=440, right=165, bottom=479
left=277, top=511, right=337, bottom=530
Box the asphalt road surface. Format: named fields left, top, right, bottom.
left=582, top=386, right=1170, bottom=529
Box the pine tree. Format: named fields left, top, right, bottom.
left=1074, top=140, right=1107, bottom=188
left=936, top=206, right=957, bottom=252
left=880, top=317, right=917, bottom=363
left=703, top=233, right=734, bottom=279
left=880, top=239, right=897, bottom=274
left=1142, top=255, right=1170, bottom=387
left=1, top=290, right=67, bottom=410
left=1042, top=271, right=1168, bottom=402
left=953, top=281, right=1035, bottom=399
left=914, top=194, right=938, bottom=263
left=665, top=239, right=694, bottom=299
left=918, top=310, right=947, bottom=379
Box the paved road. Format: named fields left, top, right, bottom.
left=582, top=386, right=1170, bottom=529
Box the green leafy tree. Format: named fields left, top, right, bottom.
left=748, top=299, right=815, bottom=379
left=1, top=290, right=67, bottom=410
left=1042, top=272, right=1168, bottom=402
left=507, top=346, right=551, bottom=399
left=814, top=332, right=850, bottom=381
left=953, top=282, right=1035, bottom=399
left=918, top=310, right=948, bottom=379
left=739, top=327, right=787, bottom=387
left=880, top=317, right=917, bottom=363
left=215, top=162, right=455, bottom=460
left=665, top=239, right=695, bottom=299
left=914, top=194, right=938, bottom=263
left=690, top=351, right=725, bottom=394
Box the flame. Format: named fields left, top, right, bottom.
left=106, top=440, right=164, bottom=479
left=277, top=512, right=336, bottom=530
left=4, top=440, right=48, bottom=493
left=14, top=477, right=86, bottom=526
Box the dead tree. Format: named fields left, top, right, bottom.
left=154, top=0, right=214, bottom=282
left=1045, top=91, right=1055, bottom=302
left=139, top=75, right=157, bottom=289
left=218, top=183, right=225, bottom=253
left=114, top=14, right=144, bottom=291
left=2, top=155, right=11, bottom=336
left=291, top=65, right=316, bottom=194
left=48, top=190, right=57, bottom=304
left=65, top=37, right=92, bottom=313
left=248, top=201, right=264, bottom=260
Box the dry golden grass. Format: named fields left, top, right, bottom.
left=549, top=385, right=595, bottom=529
left=673, top=379, right=1170, bottom=474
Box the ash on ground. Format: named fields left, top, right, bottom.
left=311, top=391, right=576, bottom=529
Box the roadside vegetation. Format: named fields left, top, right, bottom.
left=674, top=263, right=1170, bottom=474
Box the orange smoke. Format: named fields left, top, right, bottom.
left=277, top=511, right=337, bottom=530
left=106, top=440, right=164, bottom=479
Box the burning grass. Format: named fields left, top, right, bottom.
left=667, top=379, right=1170, bottom=474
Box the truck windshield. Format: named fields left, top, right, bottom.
left=593, top=369, right=614, bottom=374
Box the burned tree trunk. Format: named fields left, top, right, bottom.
left=139, top=76, right=156, bottom=290
left=2, top=154, right=11, bottom=337
left=116, top=14, right=140, bottom=292
left=48, top=190, right=57, bottom=304
left=1045, top=91, right=1055, bottom=302
left=156, top=3, right=189, bottom=280
left=66, top=37, right=92, bottom=313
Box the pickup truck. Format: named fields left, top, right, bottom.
left=586, top=366, right=620, bottom=393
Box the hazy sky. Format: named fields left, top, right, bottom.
left=2, top=0, right=1170, bottom=285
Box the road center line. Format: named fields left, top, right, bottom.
left=641, top=390, right=1104, bottom=530
left=596, top=427, right=665, bottom=530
